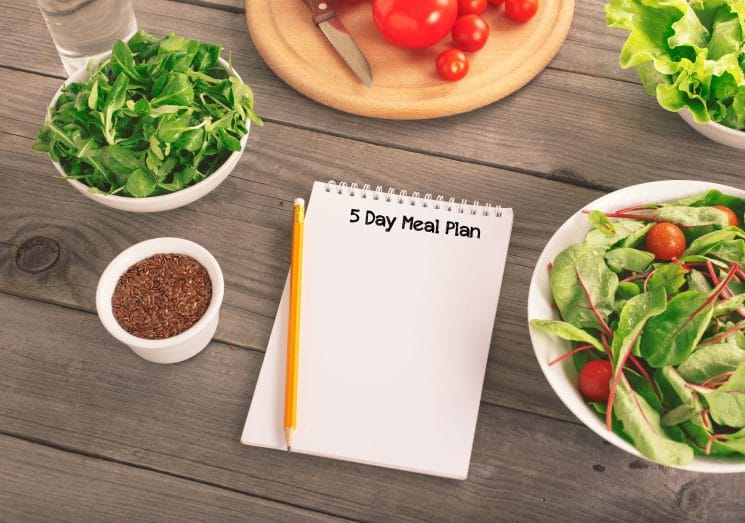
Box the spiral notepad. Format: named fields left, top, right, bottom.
left=241, top=181, right=513, bottom=479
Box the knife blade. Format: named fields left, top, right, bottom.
left=303, top=0, right=373, bottom=87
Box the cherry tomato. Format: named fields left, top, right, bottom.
left=713, top=205, right=740, bottom=227
left=457, top=0, right=487, bottom=16
left=435, top=48, right=469, bottom=81
left=372, top=0, right=458, bottom=49
left=578, top=359, right=612, bottom=403
left=487, top=0, right=505, bottom=5
left=646, top=222, right=686, bottom=261
left=504, top=0, right=538, bottom=22
left=452, top=14, right=490, bottom=52
left=341, top=0, right=365, bottom=3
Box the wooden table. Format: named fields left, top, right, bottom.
left=1, top=0, right=743, bottom=521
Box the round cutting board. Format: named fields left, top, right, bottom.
left=245, top=1, right=574, bottom=119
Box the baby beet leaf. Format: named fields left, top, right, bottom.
left=640, top=291, right=715, bottom=367
left=612, top=375, right=694, bottom=466
left=530, top=320, right=605, bottom=352
left=584, top=218, right=647, bottom=250
left=589, top=210, right=617, bottom=235
left=678, top=342, right=745, bottom=384
left=550, top=243, right=618, bottom=333
left=647, top=262, right=688, bottom=295
left=684, top=228, right=745, bottom=256
left=605, top=247, right=655, bottom=273
left=698, top=362, right=745, bottom=427
left=606, top=287, right=667, bottom=430
left=111, top=40, right=147, bottom=83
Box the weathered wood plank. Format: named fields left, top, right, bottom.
left=3, top=291, right=743, bottom=522
left=4, top=0, right=740, bottom=194
left=0, top=434, right=342, bottom=523
left=1, top=65, right=611, bottom=423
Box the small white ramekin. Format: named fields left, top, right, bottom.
left=96, top=237, right=224, bottom=364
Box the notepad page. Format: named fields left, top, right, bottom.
left=242, top=182, right=513, bottom=479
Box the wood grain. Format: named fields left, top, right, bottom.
left=0, top=434, right=340, bottom=523
left=4, top=0, right=741, bottom=195
left=245, top=0, right=573, bottom=118
left=3, top=292, right=745, bottom=522
left=1, top=66, right=604, bottom=423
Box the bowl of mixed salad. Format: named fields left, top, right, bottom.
left=528, top=181, right=745, bottom=472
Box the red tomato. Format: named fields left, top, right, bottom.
left=646, top=222, right=686, bottom=261
left=452, top=14, right=490, bottom=52
left=504, top=0, right=538, bottom=22
left=713, top=205, right=740, bottom=227
left=341, top=0, right=365, bottom=3
left=458, top=0, right=487, bottom=16
left=372, top=0, right=458, bottom=49
left=435, top=48, right=469, bottom=81
left=579, top=360, right=612, bottom=403
left=487, top=0, right=505, bottom=5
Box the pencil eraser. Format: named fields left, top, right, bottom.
left=294, top=198, right=305, bottom=207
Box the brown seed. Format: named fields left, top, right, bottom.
left=111, top=253, right=212, bottom=339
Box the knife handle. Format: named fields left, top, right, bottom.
left=303, top=0, right=335, bottom=25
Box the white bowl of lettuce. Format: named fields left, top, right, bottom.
left=607, top=0, right=745, bottom=148
left=528, top=180, right=745, bottom=472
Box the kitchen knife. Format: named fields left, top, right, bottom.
left=303, top=0, right=373, bottom=87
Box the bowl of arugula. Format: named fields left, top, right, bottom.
left=528, top=181, right=745, bottom=472
left=34, top=31, right=262, bottom=212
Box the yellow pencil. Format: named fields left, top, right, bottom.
left=284, top=198, right=305, bottom=451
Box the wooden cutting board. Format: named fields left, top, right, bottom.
left=245, top=1, right=574, bottom=119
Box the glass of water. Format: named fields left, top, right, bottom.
left=37, top=0, right=138, bottom=75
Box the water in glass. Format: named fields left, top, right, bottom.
left=37, top=0, right=138, bottom=75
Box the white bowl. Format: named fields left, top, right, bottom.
left=679, top=109, right=745, bottom=150
left=47, top=57, right=249, bottom=213
left=96, top=238, right=224, bottom=364
left=527, top=180, right=745, bottom=473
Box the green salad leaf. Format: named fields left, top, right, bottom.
left=613, top=376, right=695, bottom=466
left=677, top=341, right=745, bottom=383
left=33, top=30, right=263, bottom=198
left=606, top=0, right=745, bottom=129
left=699, top=362, right=745, bottom=426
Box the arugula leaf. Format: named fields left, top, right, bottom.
left=125, top=169, right=156, bottom=198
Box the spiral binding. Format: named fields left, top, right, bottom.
left=324, top=181, right=502, bottom=217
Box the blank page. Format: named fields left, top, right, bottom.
left=242, top=181, right=513, bottom=479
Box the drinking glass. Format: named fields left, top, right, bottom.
left=37, top=0, right=138, bottom=75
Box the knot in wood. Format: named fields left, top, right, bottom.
left=15, top=237, right=60, bottom=274
left=676, top=480, right=709, bottom=516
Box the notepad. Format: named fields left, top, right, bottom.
left=241, top=181, right=514, bottom=479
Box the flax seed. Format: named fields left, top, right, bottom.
left=111, top=254, right=212, bottom=339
